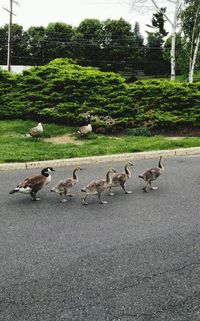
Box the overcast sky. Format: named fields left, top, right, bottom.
left=0, top=0, right=164, bottom=38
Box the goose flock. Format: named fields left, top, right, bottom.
left=9, top=156, right=164, bottom=204
left=25, top=114, right=93, bottom=140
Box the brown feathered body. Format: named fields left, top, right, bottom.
left=25, top=122, right=43, bottom=137
left=81, top=168, right=116, bottom=204
left=109, top=162, right=133, bottom=195
left=139, top=156, right=164, bottom=192
left=9, top=167, right=55, bottom=200
left=77, top=115, right=92, bottom=136
left=51, top=167, right=81, bottom=202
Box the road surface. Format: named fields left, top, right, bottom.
left=0, top=155, right=200, bottom=321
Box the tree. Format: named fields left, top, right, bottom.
left=130, top=0, right=184, bottom=80
left=0, top=25, right=8, bottom=64
left=100, top=18, right=137, bottom=72
left=145, top=7, right=170, bottom=75
left=44, top=23, right=76, bottom=61
left=145, top=32, right=170, bottom=75
left=134, top=21, right=143, bottom=46
left=73, top=19, right=103, bottom=68
left=148, top=7, right=169, bottom=37
left=181, top=0, right=200, bottom=82
left=0, top=23, right=28, bottom=65
left=163, top=33, right=188, bottom=75
left=24, top=26, right=46, bottom=65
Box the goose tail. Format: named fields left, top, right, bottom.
left=9, top=188, right=19, bottom=194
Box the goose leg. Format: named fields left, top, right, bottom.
left=31, top=191, right=40, bottom=201
left=98, top=192, right=107, bottom=204
left=82, top=193, right=88, bottom=205
left=143, top=181, right=150, bottom=193
left=121, top=184, right=132, bottom=194
left=108, top=186, right=114, bottom=196
left=150, top=181, right=158, bottom=190
left=60, top=193, right=67, bottom=203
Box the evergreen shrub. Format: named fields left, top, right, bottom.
left=0, top=60, right=199, bottom=130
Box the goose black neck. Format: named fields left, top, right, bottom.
left=73, top=169, right=78, bottom=180
left=106, top=170, right=112, bottom=183
left=125, top=164, right=130, bottom=175
left=87, top=115, right=91, bottom=124
left=158, top=158, right=162, bottom=169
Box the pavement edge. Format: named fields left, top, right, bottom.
left=0, top=147, right=200, bottom=171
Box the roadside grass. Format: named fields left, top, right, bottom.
left=1, top=119, right=200, bottom=163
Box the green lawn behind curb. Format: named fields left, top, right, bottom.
left=1, top=120, right=200, bottom=165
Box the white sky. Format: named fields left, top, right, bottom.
left=0, top=0, right=171, bottom=38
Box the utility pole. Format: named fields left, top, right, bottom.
left=3, top=0, right=19, bottom=72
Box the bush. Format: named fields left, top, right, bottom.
left=125, top=127, right=151, bottom=136
left=0, top=60, right=200, bottom=130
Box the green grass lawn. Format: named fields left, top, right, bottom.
left=0, top=119, right=200, bottom=163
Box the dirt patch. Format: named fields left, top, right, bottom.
left=43, top=134, right=84, bottom=145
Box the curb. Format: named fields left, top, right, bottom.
left=0, top=147, right=200, bottom=171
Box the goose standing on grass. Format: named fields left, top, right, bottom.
left=108, top=161, right=134, bottom=195
left=51, top=166, right=82, bottom=202
left=77, top=114, right=92, bottom=136
left=138, top=156, right=164, bottom=192
left=9, top=167, right=55, bottom=201
left=25, top=122, right=43, bottom=138
left=81, top=168, right=117, bottom=205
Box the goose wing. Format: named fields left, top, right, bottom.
left=62, top=178, right=76, bottom=189
left=83, top=180, right=97, bottom=193
left=144, top=167, right=161, bottom=180
left=82, top=179, right=104, bottom=192
left=112, top=172, right=127, bottom=185
left=29, top=127, right=40, bottom=136
left=94, top=178, right=109, bottom=191
left=18, top=174, right=45, bottom=190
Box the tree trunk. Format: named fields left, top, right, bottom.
left=189, top=31, right=200, bottom=83
left=170, top=0, right=180, bottom=81
left=170, top=28, right=176, bottom=80
left=188, top=4, right=200, bottom=83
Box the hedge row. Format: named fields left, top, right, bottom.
left=0, top=58, right=200, bottom=131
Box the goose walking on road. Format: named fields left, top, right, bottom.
left=108, top=161, right=134, bottom=195
left=9, top=167, right=55, bottom=201
left=138, top=156, right=164, bottom=192
left=51, top=167, right=82, bottom=202
left=81, top=168, right=116, bottom=205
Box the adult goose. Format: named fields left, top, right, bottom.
left=81, top=168, right=116, bottom=205
left=108, top=161, right=134, bottom=195
left=138, top=156, right=164, bottom=192
left=25, top=122, right=43, bottom=138
left=51, top=166, right=82, bottom=202
left=77, top=114, right=92, bottom=136
left=9, top=167, right=55, bottom=201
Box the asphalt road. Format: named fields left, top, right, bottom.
left=0, top=155, right=200, bottom=321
